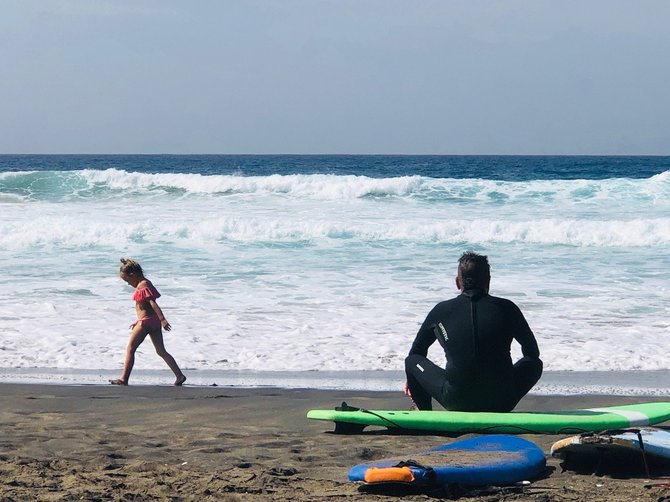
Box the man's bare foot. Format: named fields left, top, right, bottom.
left=109, top=378, right=127, bottom=386
left=175, top=375, right=186, bottom=386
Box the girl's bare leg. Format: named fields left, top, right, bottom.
left=111, top=324, right=149, bottom=385
left=149, top=330, right=186, bottom=385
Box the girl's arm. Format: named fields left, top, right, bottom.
left=148, top=298, right=171, bottom=331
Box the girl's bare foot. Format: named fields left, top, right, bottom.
left=175, top=375, right=187, bottom=386
left=109, top=378, right=128, bottom=386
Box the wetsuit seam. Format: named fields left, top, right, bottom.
left=470, top=299, right=479, bottom=360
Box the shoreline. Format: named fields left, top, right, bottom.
left=2, top=367, right=670, bottom=396
left=1, top=383, right=670, bottom=501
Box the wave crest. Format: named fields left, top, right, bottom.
left=1, top=168, right=668, bottom=203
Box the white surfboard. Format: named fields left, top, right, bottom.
left=551, top=427, right=670, bottom=475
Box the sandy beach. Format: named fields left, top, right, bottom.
left=1, top=384, right=670, bottom=501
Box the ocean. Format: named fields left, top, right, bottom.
left=1, top=155, right=669, bottom=394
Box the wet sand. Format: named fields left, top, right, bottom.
left=1, top=383, right=669, bottom=501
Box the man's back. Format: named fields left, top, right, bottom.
left=404, top=251, right=542, bottom=412
left=409, top=290, right=539, bottom=411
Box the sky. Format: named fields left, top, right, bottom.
left=1, top=0, right=669, bottom=155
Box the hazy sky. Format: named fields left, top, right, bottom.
left=2, top=0, right=669, bottom=154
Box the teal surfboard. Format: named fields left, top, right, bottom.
left=349, top=435, right=545, bottom=487
left=307, top=402, right=670, bottom=435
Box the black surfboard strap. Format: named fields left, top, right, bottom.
left=335, top=401, right=406, bottom=430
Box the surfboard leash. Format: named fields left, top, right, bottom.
left=596, top=428, right=650, bottom=477
left=635, top=429, right=651, bottom=478
left=335, top=401, right=407, bottom=431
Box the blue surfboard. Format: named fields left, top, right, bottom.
left=348, top=435, right=546, bottom=487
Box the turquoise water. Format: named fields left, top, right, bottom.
left=0, top=155, right=669, bottom=388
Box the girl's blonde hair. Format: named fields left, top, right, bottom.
left=119, top=258, right=144, bottom=277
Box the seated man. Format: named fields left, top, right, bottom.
left=404, top=251, right=542, bottom=412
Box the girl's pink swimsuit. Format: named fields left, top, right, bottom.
left=133, top=284, right=162, bottom=331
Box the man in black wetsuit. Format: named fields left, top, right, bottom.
left=404, top=251, right=542, bottom=412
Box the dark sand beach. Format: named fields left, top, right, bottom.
left=1, top=383, right=670, bottom=501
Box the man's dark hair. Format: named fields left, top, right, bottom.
left=458, top=251, right=491, bottom=290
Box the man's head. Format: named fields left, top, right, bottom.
left=456, top=251, right=491, bottom=292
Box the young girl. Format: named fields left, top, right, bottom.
left=111, top=258, right=186, bottom=386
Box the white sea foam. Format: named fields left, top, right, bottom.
left=1, top=169, right=669, bottom=386
left=0, top=216, right=670, bottom=249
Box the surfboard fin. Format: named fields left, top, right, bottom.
left=333, top=421, right=367, bottom=434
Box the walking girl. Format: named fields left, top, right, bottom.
left=111, top=258, right=186, bottom=386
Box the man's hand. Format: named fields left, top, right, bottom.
left=403, top=382, right=412, bottom=398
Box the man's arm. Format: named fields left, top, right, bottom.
left=404, top=307, right=438, bottom=398
left=512, top=305, right=540, bottom=359
left=408, top=307, right=438, bottom=357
